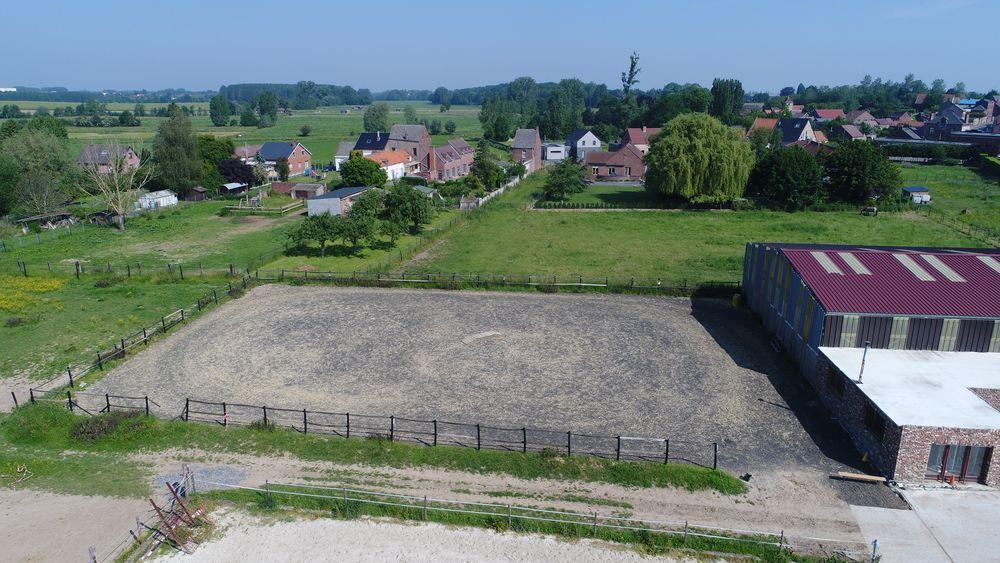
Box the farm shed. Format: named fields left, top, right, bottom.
left=902, top=185, right=932, bottom=204
left=136, top=190, right=178, bottom=210
left=290, top=183, right=325, bottom=199
left=817, top=348, right=999, bottom=485
left=222, top=182, right=249, bottom=194
left=306, top=186, right=370, bottom=216
left=185, top=186, right=208, bottom=202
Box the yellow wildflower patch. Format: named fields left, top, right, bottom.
left=0, top=276, right=66, bottom=314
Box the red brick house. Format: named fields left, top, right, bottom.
left=387, top=124, right=436, bottom=178
left=257, top=141, right=312, bottom=179
left=584, top=144, right=645, bottom=180
left=511, top=128, right=542, bottom=172
left=620, top=126, right=662, bottom=154
left=76, top=144, right=141, bottom=174
left=434, top=138, right=474, bottom=181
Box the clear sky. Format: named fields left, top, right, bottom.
left=4, top=0, right=997, bottom=93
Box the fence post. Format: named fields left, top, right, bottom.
left=263, top=405, right=268, bottom=426
left=67, top=390, right=73, bottom=412
left=616, top=436, right=621, bottom=461
left=229, top=264, right=235, bottom=277
left=30, top=388, right=35, bottom=404
left=213, top=290, right=218, bottom=304
left=180, top=309, right=185, bottom=322
left=664, top=439, right=669, bottom=464
left=476, top=424, right=481, bottom=450
left=161, top=317, right=166, bottom=332
left=127, top=264, right=131, bottom=278
left=433, top=420, right=438, bottom=446
left=222, top=402, right=227, bottom=427
left=11, top=391, right=18, bottom=409
left=302, top=409, right=308, bottom=434
left=567, top=431, right=571, bottom=457
left=346, top=413, right=351, bottom=439
left=389, top=416, right=394, bottom=442
left=121, top=338, right=126, bottom=358
left=67, top=367, right=74, bottom=387
left=96, top=352, right=103, bottom=370
left=142, top=327, right=148, bottom=345
left=184, top=398, right=190, bottom=421
left=178, top=264, right=184, bottom=280
left=144, top=396, right=149, bottom=416
left=105, top=393, right=111, bottom=412
left=522, top=427, right=527, bottom=453
left=779, top=530, right=785, bottom=553
left=137, top=262, right=141, bottom=276
left=75, top=261, right=81, bottom=279
left=713, top=442, right=718, bottom=470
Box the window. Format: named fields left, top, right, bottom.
left=863, top=401, right=885, bottom=440
left=826, top=371, right=845, bottom=398
left=608, top=167, right=617, bottom=176
left=592, top=167, right=599, bottom=175
left=412, top=148, right=417, bottom=156
left=926, top=444, right=992, bottom=483
left=592, top=140, right=597, bottom=146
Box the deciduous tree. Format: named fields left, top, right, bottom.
left=824, top=141, right=900, bottom=203
left=363, top=102, right=391, bottom=132
left=384, top=184, right=433, bottom=233
left=747, top=146, right=824, bottom=210
left=152, top=104, right=200, bottom=193
left=275, top=157, right=290, bottom=181
left=542, top=158, right=586, bottom=200
left=339, top=154, right=387, bottom=187
left=81, top=141, right=154, bottom=231
left=209, top=94, right=232, bottom=126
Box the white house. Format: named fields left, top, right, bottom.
left=364, top=151, right=418, bottom=181
left=306, top=186, right=371, bottom=216
left=542, top=143, right=568, bottom=161
left=567, top=128, right=601, bottom=162
left=334, top=141, right=355, bottom=171
left=136, top=190, right=178, bottom=210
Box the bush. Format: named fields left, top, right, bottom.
left=5, top=316, right=22, bottom=327
left=93, top=278, right=114, bottom=288
left=71, top=411, right=143, bottom=443
left=248, top=419, right=275, bottom=432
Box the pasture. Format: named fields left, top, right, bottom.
left=60, top=101, right=483, bottom=164
left=897, top=163, right=1000, bottom=232
left=412, top=172, right=985, bottom=283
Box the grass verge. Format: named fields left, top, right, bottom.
left=1, top=404, right=747, bottom=495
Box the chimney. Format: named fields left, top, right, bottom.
left=641, top=126, right=647, bottom=132
left=376, top=131, right=380, bottom=141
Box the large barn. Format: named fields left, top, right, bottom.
left=743, top=243, right=1000, bottom=485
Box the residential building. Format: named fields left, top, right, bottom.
left=433, top=138, right=474, bottom=181
left=566, top=128, right=602, bottom=162
left=365, top=150, right=419, bottom=181
left=834, top=124, right=867, bottom=142
left=620, top=126, right=662, bottom=154
left=788, top=140, right=833, bottom=156
left=542, top=143, right=568, bottom=161
left=135, top=190, right=177, bottom=210
left=233, top=144, right=263, bottom=163
left=584, top=144, right=645, bottom=181
left=747, top=117, right=779, bottom=138
left=935, top=99, right=997, bottom=131
left=511, top=128, right=542, bottom=172
left=775, top=118, right=817, bottom=144
left=353, top=131, right=390, bottom=155
left=76, top=144, right=140, bottom=174
left=846, top=110, right=878, bottom=128
left=387, top=124, right=435, bottom=177
left=257, top=141, right=312, bottom=178
left=810, top=109, right=846, bottom=122
left=334, top=141, right=355, bottom=171
left=306, top=186, right=371, bottom=216
left=743, top=242, right=1000, bottom=485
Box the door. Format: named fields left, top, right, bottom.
left=926, top=444, right=992, bottom=483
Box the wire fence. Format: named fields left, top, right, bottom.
left=181, top=398, right=716, bottom=468
left=27, top=275, right=251, bottom=395
left=252, top=268, right=741, bottom=297
left=0, top=221, right=89, bottom=253
left=193, top=479, right=876, bottom=560
left=2, top=256, right=250, bottom=279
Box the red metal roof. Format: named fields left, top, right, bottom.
left=781, top=246, right=1000, bottom=318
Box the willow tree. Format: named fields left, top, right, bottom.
left=644, top=113, right=754, bottom=203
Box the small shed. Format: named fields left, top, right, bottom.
left=412, top=185, right=443, bottom=202
left=306, top=186, right=370, bottom=216
left=222, top=182, right=249, bottom=194
left=290, top=183, right=326, bottom=200
left=136, top=190, right=178, bottom=210
left=185, top=186, right=208, bottom=202
left=902, top=186, right=931, bottom=204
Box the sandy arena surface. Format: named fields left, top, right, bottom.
left=0, top=488, right=148, bottom=562
left=162, top=509, right=693, bottom=562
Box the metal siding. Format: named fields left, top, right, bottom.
left=990, top=321, right=1000, bottom=353
left=822, top=315, right=844, bottom=346
left=857, top=316, right=892, bottom=348
left=888, top=317, right=910, bottom=349
left=839, top=315, right=860, bottom=347
left=938, top=318, right=960, bottom=351
left=955, top=319, right=995, bottom=352
left=906, top=318, right=944, bottom=350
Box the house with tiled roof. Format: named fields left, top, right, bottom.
left=511, top=128, right=542, bottom=172
left=388, top=124, right=435, bottom=178
left=620, top=126, right=662, bottom=155
left=256, top=141, right=312, bottom=178
left=810, top=108, right=846, bottom=122
left=567, top=128, right=601, bottom=161
left=775, top=118, right=817, bottom=145
left=365, top=150, right=419, bottom=180
left=584, top=144, right=645, bottom=181
left=846, top=110, right=878, bottom=128
left=747, top=117, right=779, bottom=138
left=433, top=138, right=474, bottom=181
left=834, top=124, right=867, bottom=142
left=76, top=144, right=140, bottom=174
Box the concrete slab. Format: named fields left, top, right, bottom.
left=903, top=488, right=1000, bottom=563
left=851, top=505, right=948, bottom=563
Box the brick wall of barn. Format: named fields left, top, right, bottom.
left=814, top=356, right=903, bottom=478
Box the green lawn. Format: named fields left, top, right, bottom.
left=411, top=172, right=987, bottom=283
left=61, top=101, right=484, bottom=165
left=897, top=163, right=1000, bottom=231
left=0, top=276, right=217, bottom=381
left=561, top=183, right=660, bottom=207
left=0, top=200, right=297, bottom=273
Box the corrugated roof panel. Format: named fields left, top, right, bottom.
left=778, top=245, right=1000, bottom=318
left=837, top=252, right=872, bottom=275
left=810, top=252, right=843, bottom=275
left=893, top=254, right=935, bottom=281
left=979, top=256, right=1000, bottom=275
left=921, top=254, right=966, bottom=283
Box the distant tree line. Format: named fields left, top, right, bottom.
left=775, top=75, right=998, bottom=116
left=219, top=82, right=373, bottom=109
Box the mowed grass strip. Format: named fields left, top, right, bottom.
left=1, top=404, right=748, bottom=495
left=411, top=172, right=985, bottom=282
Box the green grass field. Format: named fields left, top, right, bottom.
left=0, top=275, right=217, bottom=381
left=411, top=172, right=987, bottom=282
left=561, top=183, right=660, bottom=207
left=898, top=163, right=1000, bottom=231
left=60, top=101, right=483, bottom=165
left=0, top=100, right=210, bottom=111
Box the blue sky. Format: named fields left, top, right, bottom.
left=4, top=0, right=997, bottom=93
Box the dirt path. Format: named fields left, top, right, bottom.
left=0, top=488, right=148, bottom=562
left=163, top=508, right=695, bottom=562
left=136, top=448, right=867, bottom=549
